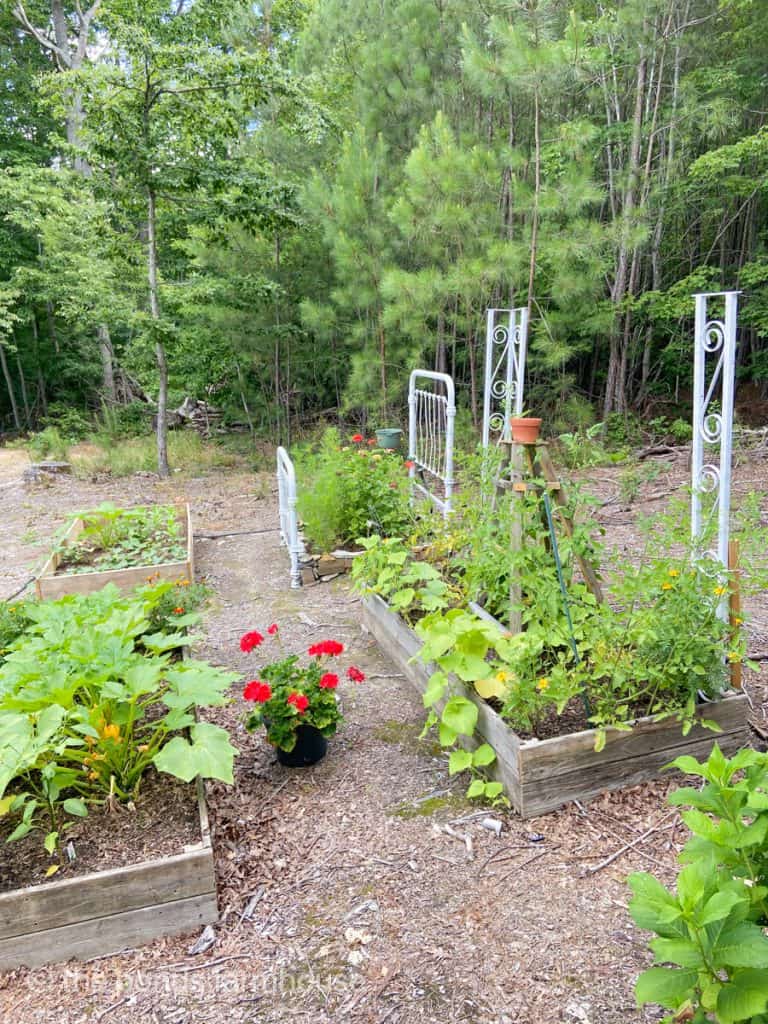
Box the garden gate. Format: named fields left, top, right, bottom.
left=690, top=291, right=739, bottom=620
left=407, top=370, right=456, bottom=517
left=276, top=445, right=304, bottom=589
left=482, top=307, right=529, bottom=447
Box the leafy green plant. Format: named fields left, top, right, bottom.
left=556, top=422, right=615, bottom=468
left=26, top=426, right=69, bottom=462
left=0, top=599, right=34, bottom=662
left=629, top=746, right=768, bottom=1023
left=296, top=428, right=413, bottom=552
left=0, top=584, right=238, bottom=859
left=350, top=535, right=456, bottom=622
left=239, top=626, right=365, bottom=752
left=58, top=503, right=187, bottom=573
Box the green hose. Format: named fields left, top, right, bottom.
left=542, top=491, right=592, bottom=719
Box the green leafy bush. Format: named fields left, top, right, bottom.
left=58, top=503, right=187, bottom=572
left=629, top=746, right=768, bottom=1023
left=0, top=584, right=238, bottom=859
left=26, top=427, right=69, bottom=462
left=296, top=428, right=413, bottom=551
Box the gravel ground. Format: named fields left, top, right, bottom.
left=0, top=443, right=765, bottom=1024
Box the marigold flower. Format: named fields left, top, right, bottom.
left=668, top=569, right=680, bottom=577
left=661, top=582, right=673, bottom=591
left=240, top=630, right=264, bottom=653
left=267, top=623, right=279, bottom=635
left=319, top=672, right=339, bottom=689
left=173, top=606, right=185, bottom=614
left=537, top=677, right=550, bottom=692
left=347, top=666, right=365, bottom=683
left=287, top=691, right=309, bottom=713
left=102, top=723, right=120, bottom=742
left=351, top=434, right=364, bottom=443
left=243, top=680, right=272, bottom=703
left=308, top=639, right=345, bottom=657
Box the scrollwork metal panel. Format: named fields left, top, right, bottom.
left=408, top=370, right=456, bottom=517
left=482, top=307, right=529, bottom=447
left=691, top=291, right=739, bottom=618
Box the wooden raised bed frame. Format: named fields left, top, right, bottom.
left=35, top=502, right=194, bottom=600
left=362, top=594, right=749, bottom=818
left=0, top=779, right=216, bottom=971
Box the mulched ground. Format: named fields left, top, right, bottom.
left=0, top=443, right=764, bottom=1024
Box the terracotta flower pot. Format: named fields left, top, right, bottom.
left=276, top=724, right=328, bottom=767
left=509, top=417, right=542, bottom=444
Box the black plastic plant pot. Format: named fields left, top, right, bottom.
left=276, top=724, right=328, bottom=767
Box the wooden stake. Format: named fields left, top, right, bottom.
left=508, top=442, right=524, bottom=634
left=728, top=540, right=742, bottom=691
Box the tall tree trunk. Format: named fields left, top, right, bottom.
left=15, top=350, right=31, bottom=426
left=32, top=314, right=47, bottom=419
left=98, top=324, right=116, bottom=405
left=147, top=188, right=169, bottom=477
left=526, top=84, right=541, bottom=327
left=0, top=345, right=21, bottom=431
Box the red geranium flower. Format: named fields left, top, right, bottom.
left=319, top=672, right=339, bottom=689
left=351, top=433, right=364, bottom=443
left=367, top=438, right=377, bottom=446
left=347, top=666, right=366, bottom=683
left=243, top=680, right=272, bottom=703
left=287, top=691, right=309, bottom=713
left=267, top=623, right=279, bottom=635
left=240, top=631, right=264, bottom=653
left=405, top=460, right=415, bottom=471
left=308, top=640, right=345, bottom=657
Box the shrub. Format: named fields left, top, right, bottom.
left=296, top=428, right=413, bottom=551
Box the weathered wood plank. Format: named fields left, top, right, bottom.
left=0, top=892, right=218, bottom=971
left=0, top=847, right=215, bottom=941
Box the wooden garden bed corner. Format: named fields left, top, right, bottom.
left=361, top=594, right=749, bottom=818
left=0, top=779, right=217, bottom=971
left=35, top=502, right=194, bottom=600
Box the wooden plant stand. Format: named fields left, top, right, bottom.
left=35, top=503, right=194, bottom=600
left=0, top=780, right=216, bottom=970
left=362, top=594, right=748, bottom=818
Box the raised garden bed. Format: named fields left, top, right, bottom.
left=362, top=593, right=749, bottom=818
left=0, top=778, right=216, bottom=970
left=35, top=502, right=194, bottom=600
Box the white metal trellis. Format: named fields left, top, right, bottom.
left=276, top=445, right=305, bottom=589
left=482, top=307, right=529, bottom=447
left=408, top=370, right=456, bottom=517
left=691, top=291, right=739, bottom=619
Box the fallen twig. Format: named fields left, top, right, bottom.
left=196, top=528, right=280, bottom=539
left=164, top=954, right=251, bottom=975
left=582, top=811, right=678, bottom=876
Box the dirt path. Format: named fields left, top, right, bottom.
left=0, top=453, right=763, bottom=1024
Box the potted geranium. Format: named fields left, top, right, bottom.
left=239, top=625, right=365, bottom=767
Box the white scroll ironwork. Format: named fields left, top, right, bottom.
left=408, top=370, right=456, bottom=517
left=482, top=307, right=529, bottom=447
left=691, top=291, right=739, bottom=618
left=276, top=445, right=305, bottom=589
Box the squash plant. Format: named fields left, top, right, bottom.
left=0, top=584, right=238, bottom=857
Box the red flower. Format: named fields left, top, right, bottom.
left=173, top=606, right=185, bottom=615
left=347, top=666, right=366, bottom=683
left=287, top=691, right=309, bottom=713
left=243, top=680, right=272, bottom=703
left=351, top=433, right=363, bottom=443
left=319, top=672, right=339, bottom=689
left=367, top=438, right=377, bottom=446
left=240, top=631, right=264, bottom=653
left=267, top=623, right=279, bottom=635
left=308, top=640, right=345, bottom=657
left=405, top=460, right=415, bottom=470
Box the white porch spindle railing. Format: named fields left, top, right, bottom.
left=276, top=445, right=304, bottom=589
left=407, top=370, right=456, bottom=517
left=482, top=306, right=529, bottom=447
left=691, top=291, right=739, bottom=620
